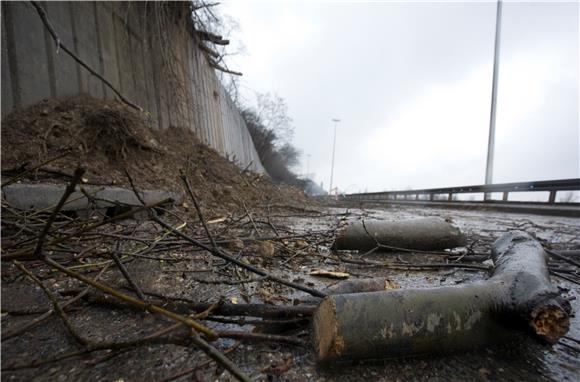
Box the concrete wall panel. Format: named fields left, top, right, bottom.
left=111, top=9, right=136, bottom=104
left=1, top=2, right=264, bottom=173
left=71, top=1, right=102, bottom=98
left=44, top=1, right=79, bottom=98
left=5, top=2, right=51, bottom=108
left=95, top=2, right=120, bottom=100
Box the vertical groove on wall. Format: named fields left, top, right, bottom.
left=67, top=2, right=83, bottom=93
left=2, top=3, right=21, bottom=107
left=148, top=28, right=163, bottom=129
left=92, top=1, right=107, bottom=98
left=41, top=2, right=56, bottom=98
left=111, top=6, right=123, bottom=94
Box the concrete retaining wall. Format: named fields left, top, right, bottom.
left=1, top=1, right=264, bottom=172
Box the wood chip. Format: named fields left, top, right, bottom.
left=207, top=216, right=227, bottom=224
left=309, top=269, right=349, bottom=279
left=384, top=279, right=400, bottom=289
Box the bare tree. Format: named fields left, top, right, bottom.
left=256, top=92, right=294, bottom=145
left=278, top=143, right=301, bottom=170
left=558, top=191, right=578, bottom=203
left=241, top=101, right=303, bottom=187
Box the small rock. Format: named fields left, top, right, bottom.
left=229, top=239, right=244, bottom=252
left=294, top=240, right=308, bottom=249
left=258, top=241, right=275, bottom=257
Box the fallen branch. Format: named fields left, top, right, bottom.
left=162, top=341, right=240, bottom=382
left=2, top=263, right=111, bottom=340
left=544, top=247, right=580, bottom=268
left=2, top=198, right=174, bottom=261
left=334, top=217, right=466, bottom=251
left=34, top=167, right=85, bottom=257
left=108, top=241, right=145, bottom=300
left=181, top=174, right=218, bottom=250
left=14, top=261, right=88, bottom=346
left=313, top=231, right=570, bottom=362
left=43, top=256, right=216, bottom=336
left=1, top=152, right=71, bottom=188
left=152, top=216, right=326, bottom=297
left=42, top=257, right=251, bottom=381
left=93, top=289, right=317, bottom=318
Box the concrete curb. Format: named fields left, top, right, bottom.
left=1, top=183, right=183, bottom=211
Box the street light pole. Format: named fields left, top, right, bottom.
left=485, top=0, right=503, bottom=195
left=329, top=118, right=340, bottom=194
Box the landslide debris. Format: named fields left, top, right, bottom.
left=1, top=95, right=311, bottom=214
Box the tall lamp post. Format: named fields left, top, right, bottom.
left=485, top=0, right=503, bottom=198
left=329, top=118, right=340, bottom=194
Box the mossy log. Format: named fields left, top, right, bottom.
left=333, top=217, right=466, bottom=251
left=313, top=231, right=570, bottom=362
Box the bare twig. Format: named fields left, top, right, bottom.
left=208, top=59, right=243, bottom=76
left=41, top=257, right=251, bottom=380
left=14, top=261, right=88, bottom=346
left=152, top=216, right=326, bottom=297
left=42, top=256, right=216, bottom=338
left=161, top=341, right=241, bottom=382
left=109, top=241, right=145, bottom=300
left=199, top=42, right=220, bottom=58
left=2, top=263, right=111, bottom=340
left=545, top=247, right=580, bottom=268
left=218, top=330, right=305, bottom=347
left=181, top=174, right=218, bottom=250
left=30, top=1, right=142, bottom=111
left=124, top=169, right=147, bottom=206
left=192, top=2, right=220, bottom=11
left=2, top=198, right=173, bottom=261
left=1, top=151, right=70, bottom=188
left=196, top=30, right=229, bottom=45
left=119, top=289, right=317, bottom=318
left=34, top=167, right=85, bottom=257
left=242, top=201, right=260, bottom=236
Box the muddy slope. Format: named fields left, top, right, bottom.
left=1, top=95, right=311, bottom=213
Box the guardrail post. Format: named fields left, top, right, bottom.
left=429, top=193, right=434, bottom=201
left=502, top=192, right=509, bottom=201
left=549, top=191, right=556, bottom=204
left=448, top=193, right=453, bottom=201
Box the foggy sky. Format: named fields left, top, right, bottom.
left=221, top=0, right=579, bottom=193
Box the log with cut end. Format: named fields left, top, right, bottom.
left=313, top=231, right=570, bottom=362
left=333, top=217, right=466, bottom=251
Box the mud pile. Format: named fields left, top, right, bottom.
left=1, top=96, right=311, bottom=213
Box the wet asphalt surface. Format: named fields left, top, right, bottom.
left=2, top=204, right=579, bottom=381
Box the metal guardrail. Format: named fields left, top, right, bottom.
left=341, top=178, right=580, bottom=205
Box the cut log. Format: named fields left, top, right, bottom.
left=313, top=231, right=570, bottom=362
left=300, top=277, right=399, bottom=305
left=321, top=277, right=399, bottom=296
left=333, top=217, right=466, bottom=251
